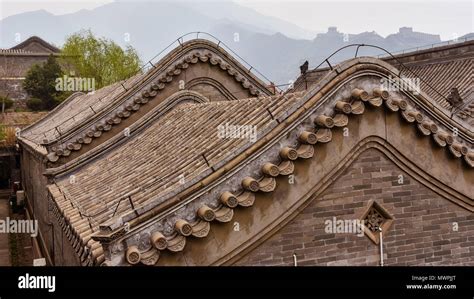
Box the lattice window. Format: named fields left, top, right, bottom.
left=360, top=200, right=394, bottom=244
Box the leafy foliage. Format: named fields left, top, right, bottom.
left=61, top=30, right=141, bottom=89
left=26, top=98, right=44, bottom=111
left=0, top=125, right=5, bottom=141
left=23, top=55, right=64, bottom=110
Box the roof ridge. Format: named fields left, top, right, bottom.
left=89, top=83, right=472, bottom=265
left=20, top=39, right=274, bottom=153
left=46, top=58, right=473, bottom=265
left=10, top=36, right=60, bottom=53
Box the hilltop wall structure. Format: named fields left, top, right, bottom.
left=17, top=39, right=473, bottom=266
left=293, top=40, right=473, bottom=125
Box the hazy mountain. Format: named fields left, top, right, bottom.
left=1, top=1, right=460, bottom=84
left=0, top=1, right=314, bottom=49
left=211, top=26, right=445, bottom=83
left=183, top=1, right=317, bottom=39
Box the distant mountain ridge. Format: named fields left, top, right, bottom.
left=209, top=25, right=448, bottom=83
left=1, top=1, right=469, bottom=83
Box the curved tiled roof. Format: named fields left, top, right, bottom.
left=47, top=91, right=304, bottom=265
left=50, top=91, right=304, bottom=220
left=120, top=87, right=471, bottom=266
left=45, top=56, right=473, bottom=266
left=20, top=40, right=272, bottom=152
left=400, top=59, right=473, bottom=109
left=399, top=58, right=474, bottom=126
left=10, top=36, right=61, bottom=53
left=292, top=40, right=474, bottom=124
left=20, top=75, right=146, bottom=144
left=0, top=49, right=37, bottom=55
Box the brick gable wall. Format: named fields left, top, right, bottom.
left=235, top=148, right=474, bottom=266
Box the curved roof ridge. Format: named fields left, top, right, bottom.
left=293, top=40, right=473, bottom=124
left=101, top=56, right=472, bottom=228
left=20, top=39, right=273, bottom=153
left=10, top=36, right=61, bottom=53
left=312, top=56, right=473, bottom=136
left=45, top=56, right=473, bottom=265
left=20, top=74, right=146, bottom=142
left=44, top=90, right=213, bottom=175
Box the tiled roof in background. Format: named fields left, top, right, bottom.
left=399, top=58, right=473, bottom=109
left=292, top=40, right=473, bottom=123
left=0, top=112, right=48, bottom=127
left=0, top=49, right=36, bottom=54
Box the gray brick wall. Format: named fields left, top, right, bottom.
left=236, top=148, right=474, bottom=266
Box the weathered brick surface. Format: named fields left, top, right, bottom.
left=236, top=148, right=473, bottom=266
left=0, top=55, right=50, bottom=101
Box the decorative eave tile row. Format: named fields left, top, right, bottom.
left=46, top=57, right=473, bottom=266
left=348, top=87, right=473, bottom=166
left=46, top=49, right=267, bottom=163
left=48, top=184, right=105, bottom=265
left=47, top=92, right=305, bottom=265
left=21, top=80, right=138, bottom=145
left=21, top=39, right=273, bottom=148
left=116, top=86, right=473, bottom=266
left=292, top=51, right=473, bottom=126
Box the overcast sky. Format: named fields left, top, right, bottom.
left=237, top=0, right=473, bottom=39
left=0, top=0, right=472, bottom=40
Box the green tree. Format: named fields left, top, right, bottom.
left=61, top=30, right=141, bottom=88
left=23, top=55, right=64, bottom=110
left=0, top=124, right=5, bottom=141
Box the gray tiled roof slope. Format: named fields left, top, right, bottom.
left=48, top=92, right=304, bottom=254
left=19, top=39, right=273, bottom=154
left=400, top=58, right=473, bottom=109
left=292, top=40, right=473, bottom=123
